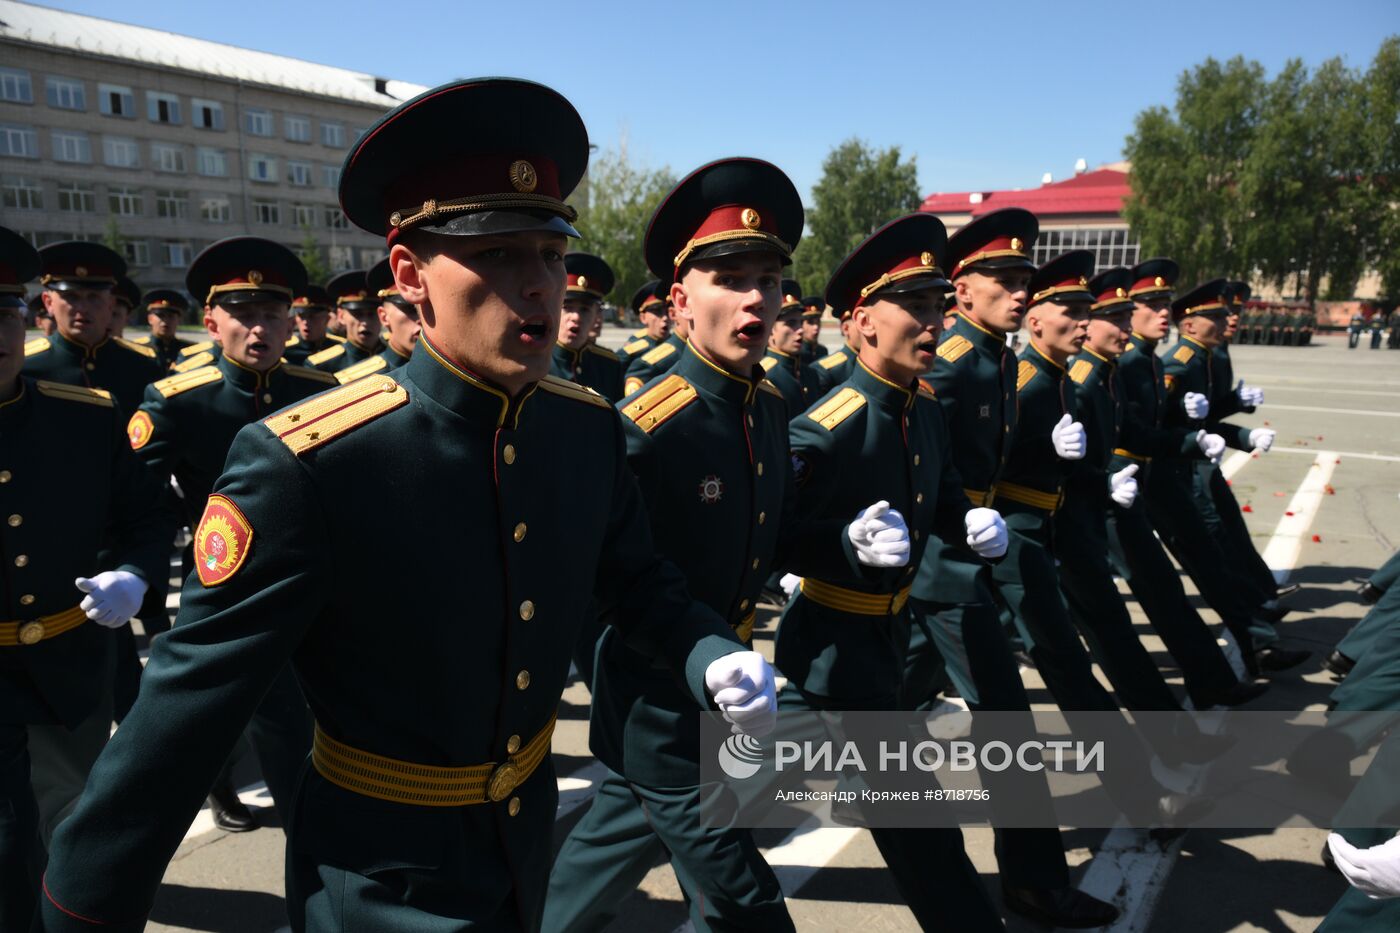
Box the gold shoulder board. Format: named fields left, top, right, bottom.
left=817, top=352, right=848, bottom=370
left=640, top=342, right=677, bottom=365
left=807, top=386, right=866, bottom=431
left=334, top=356, right=389, bottom=385
left=1069, top=360, right=1094, bottom=385
left=115, top=337, right=157, bottom=358
left=264, top=377, right=408, bottom=457
left=538, top=374, right=611, bottom=409
left=917, top=383, right=937, bottom=401
left=178, top=340, right=214, bottom=358
left=283, top=364, right=338, bottom=384
left=35, top=380, right=114, bottom=407
left=327, top=333, right=347, bottom=344
left=24, top=337, right=50, bottom=357
left=129, top=335, right=151, bottom=345
left=284, top=334, right=301, bottom=348
left=307, top=344, right=346, bottom=366
left=585, top=344, right=619, bottom=362
left=622, top=338, right=651, bottom=355
left=621, top=374, right=697, bottom=433
left=153, top=366, right=223, bottom=398
left=937, top=334, right=973, bottom=363
left=759, top=356, right=778, bottom=372
left=1172, top=345, right=1194, bottom=364
left=758, top=379, right=784, bottom=399
left=1016, top=359, right=1038, bottom=392
left=631, top=328, right=647, bottom=338
left=171, top=352, right=214, bottom=373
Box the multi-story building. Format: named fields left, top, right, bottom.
left=0, top=0, right=427, bottom=302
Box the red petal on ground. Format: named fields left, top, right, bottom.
left=1285, top=510, right=1296, bottom=516
left=1312, top=535, right=1322, bottom=543
left=1242, top=505, right=1254, bottom=513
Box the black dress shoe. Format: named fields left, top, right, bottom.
left=1155, top=790, right=1215, bottom=826
left=1323, top=650, right=1356, bottom=679
left=1255, top=646, right=1311, bottom=673
left=1275, top=583, right=1301, bottom=598
left=208, top=780, right=258, bottom=833
left=1256, top=605, right=1292, bottom=624
left=1195, top=679, right=1270, bottom=708
left=1322, top=838, right=1339, bottom=873
left=1358, top=581, right=1383, bottom=605
left=1002, top=884, right=1120, bottom=929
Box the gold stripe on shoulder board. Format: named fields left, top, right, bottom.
left=115, top=337, right=156, bottom=358
left=35, top=380, right=114, bottom=407
left=1172, top=345, right=1194, bottom=364
left=24, top=337, right=50, bottom=357
left=640, top=342, right=677, bottom=365
left=1016, top=359, right=1037, bottom=392
left=1068, top=359, right=1093, bottom=385
left=153, top=366, right=223, bottom=398
left=621, top=373, right=696, bottom=433
left=265, top=378, right=408, bottom=456
left=334, top=356, right=389, bottom=384
left=307, top=344, right=346, bottom=366
left=817, top=352, right=847, bottom=370
left=538, top=374, right=610, bottom=409
left=936, top=334, right=973, bottom=363
left=807, top=386, right=866, bottom=431
left=284, top=364, right=338, bottom=384
left=758, top=379, right=784, bottom=399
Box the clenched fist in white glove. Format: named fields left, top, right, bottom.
left=1236, top=379, right=1264, bottom=408
left=1329, top=832, right=1400, bottom=899
left=965, top=508, right=1008, bottom=559
left=1050, top=413, right=1087, bottom=461
left=1196, top=429, right=1226, bottom=464
left=706, top=651, right=777, bottom=736
left=779, top=573, right=800, bottom=597
left=1183, top=391, right=1210, bottom=420
left=1249, top=428, right=1275, bottom=452
left=848, top=500, right=911, bottom=568
left=1109, top=464, right=1140, bottom=509
left=75, top=571, right=147, bottom=629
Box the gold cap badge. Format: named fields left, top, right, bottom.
left=248, top=270, right=263, bottom=286
left=920, top=251, right=934, bottom=267
left=1154, top=276, right=1165, bottom=287
left=75, top=266, right=88, bottom=277
left=509, top=160, right=538, bottom=193
left=1010, top=237, right=1023, bottom=252
left=1115, top=287, right=1126, bottom=297
left=577, top=276, right=588, bottom=288
left=740, top=208, right=761, bottom=230
left=1079, top=276, right=1087, bottom=286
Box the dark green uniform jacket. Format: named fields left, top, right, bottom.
left=281, top=333, right=344, bottom=367
left=1205, top=342, right=1255, bottom=450
left=994, top=342, right=1077, bottom=522
left=330, top=343, right=413, bottom=385
left=22, top=332, right=163, bottom=417
left=614, top=333, right=660, bottom=368
left=129, top=334, right=193, bottom=372
left=0, top=378, right=171, bottom=729
left=307, top=338, right=378, bottom=374
left=760, top=346, right=822, bottom=417
left=622, top=332, right=685, bottom=397
left=811, top=341, right=857, bottom=388
left=1064, top=349, right=1119, bottom=521
left=912, top=312, right=1015, bottom=605
left=798, top=339, right=828, bottom=365
left=1110, top=332, right=1202, bottom=481
left=38, top=337, right=745, bottom=932
left=551, top=342, right=625, bottom=403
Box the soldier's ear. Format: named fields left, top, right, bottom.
left=390, top=243, right=428, bottom=306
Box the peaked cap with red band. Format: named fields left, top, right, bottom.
left=644, top=157, right=804, bottom=281
left=1226, top=280, right=1251, bottom=307
left=141, top=289, right=189, bottom=316
left=366, top=258, right=413, bottom=309
left=944, top=208, right=1037, bottom=281
left=1028, top=249, right=1095, bottom=308
left=1127, top=258, right=1179, bottom=300
left=0, top=225, right=40, bottom=306
left=801, top=296, right=824, bottom=318
left=631, top=279, right=666, bottom=316
left=186, top=236, right=307, bottom=308
left=825, top=213, right=950, bottom=315
left=564, top=253, right=615, bottom=300
left=1087, top=267, right=1135, bottom=316
left=38, top=240, right=126, bottom=292
left=338, top=78, right=589, bottom=244
left=292, top=284, right=333, bottom=314
left=781, top=278, right=804, bottom=311
left=1171, top=278, right=1231, bottom=322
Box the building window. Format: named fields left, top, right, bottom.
left=123, top=240, right=150, bottom=266
left=324, top=207, right=349, bottom=230
left=0, top=68, right=32, bottom=104
left=2, top=176, right=42, bottom=210
left=329, top=245, right=354, bottom=271
left=98, top=84, right=134, bottom=118
left=196, top=147, right=227, bottom=177
left=352, top=126, right=369, bottom=143
left=146, top=91, right=182, bottom=125
left=45, top=76, right=86, bottom=111
left=103, top=136, right=140, bottom=168
left=162, top=241, right=192, bottom=268
left=108, top=186, right=143, bottom=217
left=247, top=153, right=277, bottom=183
left=56, top=181, right=96, bottom=213
left=360, top=248, right=385, bottom=268
left=0, top=124, right=38, bottom=158
left=292, top=203, right=317, bottom=228
left=252, top=200, right=281, bottom=225
left=321, top=122, right=345, bottom=148
left=1032, top=227, right=1141, bottom=269
left=321, top=164, right=341, bottom=189
left=200, top=196, right=232, bottom=223
left=191, top=98, right=224, bottom=130
left=52, top=131, right=92, bottom=163
left=285, top=114, right=311, bottom=143
left=243, top=108, right=274, bottom=137
left=155, top=189, right=188, bottom=220
left=287, top=160, right=313, bottom=187
left=151, top=142, right=186, bottom=173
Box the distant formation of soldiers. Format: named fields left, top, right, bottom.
left=1234, top=298, right=1315, bottom=346
left=2, top=75, right=1397, bottom=933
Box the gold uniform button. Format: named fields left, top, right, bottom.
left=7, top=514, right=21, bottom=527
left=758, top=511, right=766, bottom=525
left=0, top=470, right=11, bottom=483
left=503, top=444, right=517, bottom=465
left=513, top=522, right=527, bottom=542
left=747, top=415, right=754, bottom=427
left=913, top=530, right=922, bottom=540
left=756, top=462, right=764, bottom=476
left=84, top=362, right=96, bottom=371
left=14, top=555, right=28, bottom=568
left=516, top=670, right=530, bottom=690
left=18, top=621, right=44, bottom=645
left=506, top=734, right=521, bottom=754
left=19, top=594, right=35, bottom=606
left=519, top=600, right=535, bottom=621
left=262, top=393, right=273, bottom=404
left=916, top=493, right=924, bottom=505
left=913, top=455, right=921, bottom=466
left=751, top=559, right=760, bottom=570
left=508, top=797, right=521, bottom=817
left=740, top=599, right=750, bottom=612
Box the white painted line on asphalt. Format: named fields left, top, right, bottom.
left=1070, top=826, right=1182, bottom=933
left=1271, top=446, right=1400, bottom=463
left=1261, top=404, right=1400, bottom=418
left=1252, top=385, right=1400, bottom=398
left=1261, top=451, right=1339, bottom=583
left=1220, top=450, right=1254, bottom=481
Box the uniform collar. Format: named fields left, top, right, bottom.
left=52, top=330, right=109, bottom=360
left=384, top=343, right=413, bottom=364
left=219, top=352, right=281, bottom=390
left=408, top=334, right=539, bottom=429
left=552, top=342, right=581, bottom=370
left=0, top=377, right=29, bottom=426
left=675, top=341, right=761, bottom=407
left=1127, top=330, right=1156, bottom=351
left=952, top=311, right=1006, bottom=353
left=763, top=345, right=799, bottom=374
left=1180, top=334, right=1211, bottom=357
left=1027, top=340, right=1066, bottom=374
left=1080, top=346, right=1115, bottom=370
left=851, top=358, right=915, bottom=412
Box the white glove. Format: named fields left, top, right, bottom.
left=779, top=573, right=800, bottom=597
left=1249, top=427, right=1275, bottom=452
left=1183, top=391, right=1210, bottom=420
left=847, top=500, right=911, bottom=568
left=1236, top=379, right=1264, bottom=407
left=1329, top=832, right=1400, bottom=899
left=1196, top=429, right=1225, bottom=464
left=75, top=571, right=148, bottom=629
left=1109, top=464, right=1139, bottom=509
left=964, top=508, right=1008, bottom=559
left=1050, top=413, right=1086, bottom=461
left=705, top=651, right=777, bottom=737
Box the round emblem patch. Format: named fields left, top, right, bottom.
left=194, top=495, right=253, bottom=587
left=509, top=159, right=538, bottom=193
left=698, top=475, right=724, bottom=504
left=127, top=410, right=153, bottom=450
left=740, top=208, right=761, bottom=230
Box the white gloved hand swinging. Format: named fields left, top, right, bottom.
left=1249, top=427, right=1275, bottom=452
left=1109, top=464, right=1140, bottom=509
left=1050, top=413, right=1087, bottom=461
left=964, top=508, right=1008, bottom=559
left=1183, top=391, right=1210, bottom=420
left=75, top=571, right=148, bottom=629
left=1236, top=379, right=1264, bottom=408
left=1328, top=832, right=1400, bottom=900
left=847, top=500, right=911, bottom=568
left=705, top=651, right=778, bottom=737
left=1196, top=429, right=1226, bottom=464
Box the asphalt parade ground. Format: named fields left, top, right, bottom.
left=130, top=329, right=1397, bottom=932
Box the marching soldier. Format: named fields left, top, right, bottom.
left=281, top=285, right=344, bottom=366
left=623, top=297, right=689, bottom=396
left=171, top=335, right=220, bottom=373
left=110, top=276, right=140, bottom=340
left=1371, top=313, right=1385, bottom=349
left=28, top=291, right=55, bottom=336
left=798, top=294, right=828, bottom=363
left=810, top=302, right=861, bottom=386
left=615, top=280, right=669, bottom=367
left=131, top=290, right=193, bottom=372
left=37, top=77, right=775, bottom=933
left=22, top=241, right=163, bottom=416
left=307, top=269, right=383, bottom=373
left=760, top=280, right=823, bottom=415
left=329, top=258, right=421, bottom=384
left=550, top=252, right=624, bottom=401
left=1348, top=312, right=1364, bottom=349
left=0, top=225, right=173, bottom=929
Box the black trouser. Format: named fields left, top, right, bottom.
left=0, top=723, right=42, bottom=931
left=1193, top=463, right=1277, bottom=608
left=213, top=665, right=312, bottom=823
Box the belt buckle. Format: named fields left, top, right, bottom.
left=18, top=621, right=45, bottom=645
left=487, top=760, right=521, bottom=802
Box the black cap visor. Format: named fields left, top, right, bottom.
left=416, top=209, right=579, bottom=240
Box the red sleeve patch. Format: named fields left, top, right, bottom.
left=127, top=410, right=154, bottom=450
left=193, top=495, right=254, bottom=587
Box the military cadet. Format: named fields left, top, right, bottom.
left=130, top=290, right=193, bottom=372
left=126, top=236, right=338, bottom=831
left=38, top=77, right=777, bottom=933
left=1077, top=269, right=1267, bottom=709
left=171, top=336, right=220, bottom=373
left=22, top=241, right=163, bottom=416
left=549, top=157, right=891, bottom=933
left=1388, top=311, right=1399, bottom=349
left=0, top=225, right=172, bottom=930
left=798, top=295, right=828, bottom=362
left=623, top=294, right=690, bottom=396
left=903, top=209, right=1120, bottom=929
left=1371, top=313, right=1385, bottom=349
left=550, top=252, right=624, bottom=401
left=110, top=276, right=141, bottom=340
left=614, top=280, right=669, bottom=367
left=281, top=285, right=344, bottom=366
left=29, top=291, right=55, bottom=335
left=810, top=301, right=861, bottom=386
left=306, top=269, right=383, bottom=373
left=760, top=279, right=823, bottom=416
left=329, top=258, right=421, bottom=385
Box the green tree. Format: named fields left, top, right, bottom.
left=1356, top=37, right=1400, bottom=301
left=793, top=139, right=921, bottom=297
left=101, top=215, right=126, bottom=261
left=297, top=225, right=333, bottom=286
left=572, top=146, right=675, bottom=321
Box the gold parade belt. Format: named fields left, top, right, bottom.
left=963, top=486, right=998, bottom=507
left=994, top=481, right=1064, bottom=514
left=800, top=578, right=912, bottom=616
left=1112, top=448, right=1152, bottom=463
left=735, top=610, right=756, bottom=643
left=0, top=605, right=87, bottom=647
left=312, top=713, right=557, bottom=807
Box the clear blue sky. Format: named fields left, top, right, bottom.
left=35, top=0, right=1399, bottom=202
